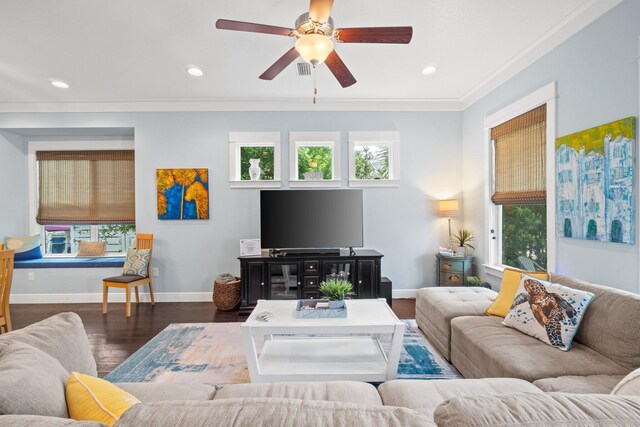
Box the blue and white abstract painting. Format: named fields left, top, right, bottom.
left=556, top=117, right=635, bottom=243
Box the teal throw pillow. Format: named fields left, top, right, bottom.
left=122, top=248, right=151, bottom=277
left=5, top=235, right=43, bottom=260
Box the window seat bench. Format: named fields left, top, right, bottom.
left=14, top=257, right=125, bottom=269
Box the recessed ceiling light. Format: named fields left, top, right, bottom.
left=421, top=66, right=437, bottom=75
left=51, top=80, right=69, bottom=89
left=186, top=67, right=204, bottom=77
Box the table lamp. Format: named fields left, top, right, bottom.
left=438, top=199, right=459, bottom=249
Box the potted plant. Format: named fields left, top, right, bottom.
left=319, top=278, right=354, bottom=309
left=452, top=228, right=475, bottom=256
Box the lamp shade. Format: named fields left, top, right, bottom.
left=295, top=34, right=334, bottom=64
left=439, top=199, right=459, bottom=217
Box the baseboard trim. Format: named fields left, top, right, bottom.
left=12, top=290, right=417, bottom=304
left=10, top=292, right=213, bottom=304
left=392, top=289, right=417, bottom=299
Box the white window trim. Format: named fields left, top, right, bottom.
left=27, top=139, right=135, bottom=257
left=348, top=131, right=400, bottom=188
left=483, top=82, right=557, bottom=277
left=289, top=131, right=341, bottom=188
left=229, top=132, right=281, bottom=189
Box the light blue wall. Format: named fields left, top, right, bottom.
left=0, top=111, right=462, bottom=298
left=0, top=131, right=28, bottom=240
left=462, top=1, right=640, bottom=292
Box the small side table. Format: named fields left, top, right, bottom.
left=436, top=254, right=474, bottom=286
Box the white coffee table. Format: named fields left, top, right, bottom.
left=241, top=298, right=405, bottom=383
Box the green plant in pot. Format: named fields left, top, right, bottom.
left=452, top=228, right=475, bottom=256
left=319, top=279, right=354, bottom=309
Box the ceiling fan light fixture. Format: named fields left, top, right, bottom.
left=295, top=34, right=334, bottom=65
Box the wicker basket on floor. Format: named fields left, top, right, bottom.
left=213, top=277, right=241, bottom=311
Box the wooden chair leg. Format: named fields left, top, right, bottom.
left=102, top=284, right=108, bottom=314
left=148, top=282, right=155, bottom=306
left=125, top=287, right=131, bottom=318
left=3, top=307, right=11, bottom=333
left=134, top=286, right=139, bottom=304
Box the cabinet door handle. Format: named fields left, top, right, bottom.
left=298, top=282, right=301, bottom=285
left=310, top=281, right=314, bottom=285
left=358, top=280, right=362, bottom=284
left=443, top=263, right=451, bottom=269
left=260, top=282, right=264, bottom=286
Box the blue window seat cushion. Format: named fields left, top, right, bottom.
left=13, top=257, right=125, bottom=269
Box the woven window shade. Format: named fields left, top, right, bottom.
left=491, top=105, right=546, bottom=205
left=36, top=150, right=135, bottom=225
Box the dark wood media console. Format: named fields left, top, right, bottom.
left=238, top=250, right=386, bottom=314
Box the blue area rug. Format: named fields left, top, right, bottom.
left=106, top=320, right=460, bottom=385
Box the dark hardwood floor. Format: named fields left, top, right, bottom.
left=10, top=299, right=416, bottom=377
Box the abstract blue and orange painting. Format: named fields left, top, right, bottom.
left=556, top=117, right=635, bottom=243
left=157, top=169, right=209, bottom=220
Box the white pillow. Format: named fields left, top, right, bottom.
left=611, top=368, right=640, bottom=396
left=502, top=275, right=594, bottom=351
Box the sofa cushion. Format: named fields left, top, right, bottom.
left=0, top=415, right=108, bottom=426
left=486, top=268, right=549, bottom=317
left=114, top=398, right=435, bottom=427
left=0, top=312, right=97, bottom=376
left=215, top=381, right=381, bottom=406
left=612, top=368, right=640, bottom=396
left=450, top=316, right=630, bottom=381
left=534, top=375, right=625, bottom=394
left=433, top=392, right=640, bottom=427
left=502, top=275, right=594, bottom=351
left=116, top=383, right=217, bottom=402
left=550, top=273, right=640, bottom=370
left=415, top=286, right=496, bottom=361
left=0, top=341, right=70, bottom=418
left=66, top=373, right=140, bottom=427
left=378, top=378, right=541, bottom=418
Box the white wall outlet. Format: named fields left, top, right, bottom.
left=152, top=268, right=159, bottom=277
left=27, top=272, right=35, bottom=282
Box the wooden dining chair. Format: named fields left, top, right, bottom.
left=0, top=249, right=15, bottom=334
left=102, top=234, right=155, bottom=317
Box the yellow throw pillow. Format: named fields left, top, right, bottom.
left=66, top=372, right=140, bottom=426
left=485, top=268, right=549, bottom=317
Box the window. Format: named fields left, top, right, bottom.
left=348, top=131, right=399, bottom=187
left=289, top=132, right=340, bottom=187
left=229, top=132, right=281, bottom=188
left=28, top=140, right=136, bottom=256
left=484, top=83, right=556, bottom=274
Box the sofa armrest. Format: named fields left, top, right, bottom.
left=0, top=415, right=107, bottom=426
left=434, top=392, right=640, bottom=426
left=0, top=312, right=96, bottom=376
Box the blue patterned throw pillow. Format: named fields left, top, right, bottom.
left=502, top=275, right=594, bottom=351
left=5, top=235, right=43, bottom=260
left=122, top=248, right=151, bottom=277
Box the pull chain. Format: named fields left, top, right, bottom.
left=312, top=63, right=317, bottom=104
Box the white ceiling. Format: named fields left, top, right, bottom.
left=0, top=0, right=621, bottom=111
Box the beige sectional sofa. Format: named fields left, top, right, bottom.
left=1, top=306, right=640, bottom=425
left=416, top=272, right=640, bottom=394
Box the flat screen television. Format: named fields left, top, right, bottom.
left=260, top=189, right=363, bottom=250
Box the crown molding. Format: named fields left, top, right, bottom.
left=0, top=98, right=463, bottom=113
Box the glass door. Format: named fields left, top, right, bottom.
left=268, top=263, right=299, bottom=300
left=323, top=261, right=354, bottom=283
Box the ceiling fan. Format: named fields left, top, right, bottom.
left=215, top=0, right=413, bottom=89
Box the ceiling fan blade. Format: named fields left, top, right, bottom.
left=324, top=50, right=356, bottom=88
left=334, top=26, right=413, bottom=44
left=309, top=0, right=334, bottom=23
left=259, top=47, right=300, bottom=80
left=215, top=19, right=294, bottom=36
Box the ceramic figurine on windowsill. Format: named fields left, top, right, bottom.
left=451, top=228, right=475, bottom=257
